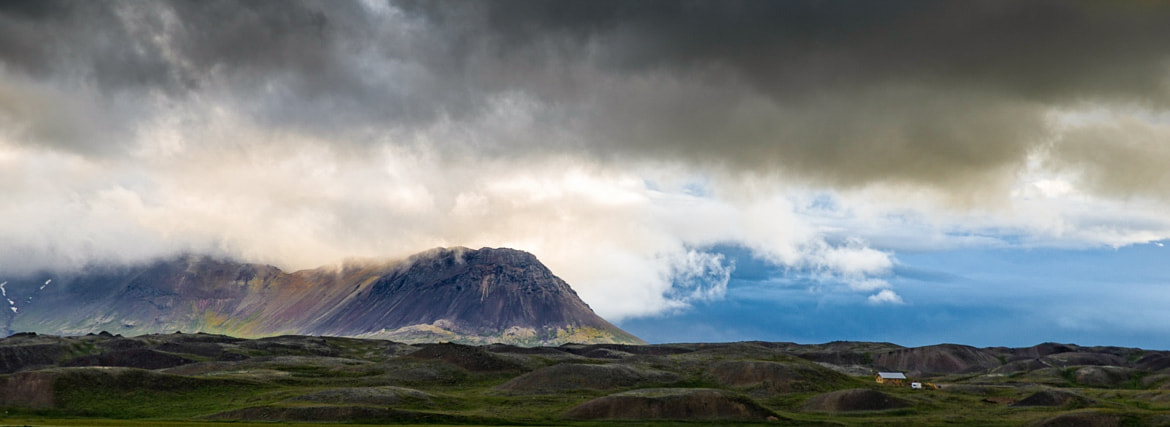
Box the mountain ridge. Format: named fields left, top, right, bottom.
left=0, top=247, right=643, bottom=346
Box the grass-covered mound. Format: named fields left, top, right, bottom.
left=562, top=388, right=780, bottom=421
left=803, top=388, right=911, bottom=412
left=495, top=363, right=679, bottom=393
left=1, top=333, right=1169, bottom=425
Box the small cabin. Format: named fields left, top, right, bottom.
left=875, top=372, right=907, bottom=386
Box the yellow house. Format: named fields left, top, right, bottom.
left=875, top=372, right=907, bottom=386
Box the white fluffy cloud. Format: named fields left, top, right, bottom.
left=5, top=91, right=1170, bottom=320
left=868, top=289, right=905, bottom=305
left=0, top=103, right=906, bottom=319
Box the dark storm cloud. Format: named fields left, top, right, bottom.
left=429, top=0, right=1170, bottom=192
left=0, top=0, right=331, bottom=90
left=3, top=0, right=1170, bottom=194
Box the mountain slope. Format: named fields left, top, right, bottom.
left=312, top=248, right=641, bottom=344
left=0, top=248, right=643, bottom=345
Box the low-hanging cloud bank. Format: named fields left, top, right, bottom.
left=2, top=1, right=1169, bottom=319
left=0, top=132, right=899, bottom=318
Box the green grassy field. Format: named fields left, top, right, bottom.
left=2, top=334, right=1169, bottom=425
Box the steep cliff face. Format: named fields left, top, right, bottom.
left=0, top=248, right=643, bottom=346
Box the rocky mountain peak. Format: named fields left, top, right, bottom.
left=312, top=247, right=630, bottom=343
left=1, top=247, right=643, bottom=346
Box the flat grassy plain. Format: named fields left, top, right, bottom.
left=1, top=333, right=1168, bottom=425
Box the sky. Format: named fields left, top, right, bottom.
left=1, top=0, right=1169, bottom=348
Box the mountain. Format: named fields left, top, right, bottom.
left=0, top=247, right=644, bottom=345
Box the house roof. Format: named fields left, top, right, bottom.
left=877, top=372, right=907, bottom=379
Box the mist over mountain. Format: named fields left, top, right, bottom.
left=0, top=247, right=642, bottom=346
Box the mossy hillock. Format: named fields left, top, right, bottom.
left=0, top=332, right=1167, bottom=425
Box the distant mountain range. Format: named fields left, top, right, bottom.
left=0, top=247, right=644, bottom=346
